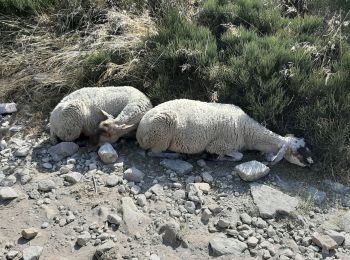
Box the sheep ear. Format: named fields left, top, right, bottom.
left=99, top=109, right=114, bottom=120
left=270, top=145, right=287, bottom=165
left=115, top=123, right=135, bottom=130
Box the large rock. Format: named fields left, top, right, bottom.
left=324, top=230, right=345, bottom=246
left=121, top=197, right=151, bottom=235
left=22, top=228, right=39, bottom=240
left=342, top=210, right=350, bottom=233
left=63, top=172, right=83, bottom=184
left=0, top=187, right=18, bottom=200
left=98, top=143, right=118, bottom=164
left=123, top=167, right=145, bottom=182
left=159, top=219, right=184, bottom=248
left=0, top=103, right=17, bottom=114
left=22, top=246, right=43, bottom=260
left=76, top=232, right=91, bottom=247
left=250, top=184, right=299, bottom=218
left=235, top=160, right=270, bottom=181
left=209, top=235, right=248, bottom=256
left=48, top=142, right=79, bottom=161
left=94, top=240, right=115, bottom=259
left=312, top=232, right=338, bottom=251
left=160, top=159, right=193, bottom=174
left=38, top=179, right=56, bottom=192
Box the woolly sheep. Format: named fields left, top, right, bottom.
left=136, top=99, right=314, bottom=167
left=49, top=86, right=152, bottom=144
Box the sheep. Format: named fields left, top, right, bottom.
left=135, top=99, right=314, bottom=167
left=49, top=86, right=152, bottom=144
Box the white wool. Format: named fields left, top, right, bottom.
left=49, top=86, right=152, bottom=143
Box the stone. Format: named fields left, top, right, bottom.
left=0, top=103, right=17, bottom=114
left=122, top=197, right=151, bottom=235
left=184, top=201, right=196, bottom=213
left=186, top=183, right=204, bottom=204
left=197, top=159, right=206, bottom=167
left=64, top=172, right=82, bottom=184
left=149, top=184, right=164, bottom=196
left=22, top=228, right=39, bottom=240
left=247, top=237, right=259, bottom=247
left=1, top=175, right=16, bottom=187
left=106, top=175, right=121, bottom=187
left=123, top=167, right=145, bottom=182
left=6, top=250, right=19, bottom=260
left=22, top=246, right=43, bottom=260
left=217, top=218, right=231, bottom=229
left=201, top=208, right=212, bottom=222
left=136, top=194, right=147, bottom=207
left=193, top=182, right=210, bottom=194
left=160, top=159, right=193, bottom=174
left=149, top=254, right=160, bottom=260
left=209, top=235, right=248, bottom=256
left=95, top=240, right=115, bottom=258
left=15, top=147, right=30, bottom=157
left=76, top=232, right=91, bottom=247
left=312, top=232, right=338, bottom=251
left=173, top=190, right=186, bottom=201
left=0, top=139, right=7, bottom=150
left=159, top=220, right=183, bottom=248
left=324, top=230, right=345, bottom=246
left=42, top=163, right=52, bottom=169
left=235, top=160, right=270, bottom=181
left=0, top=187, right=18, bottom=200
left=201, top=171, right=213, bottom=183
left=250, top=184, right=299, bottom=218
left=240, top=213, right=252, bottom=225
left=107, top=214, right=122, bottom=225
left=48, top=142, right=79, bottom=161
left=38, top=179, right=56, bottom=192
left=98, top=143, right=118, bottom=164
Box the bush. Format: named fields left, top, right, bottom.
left=130, top=0, right=350, bottom=175
left=0, top=0, right=54, bottom=13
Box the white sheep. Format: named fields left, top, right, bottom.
left=49, top=86, right=152, bottom=144
left=135, top=99, right=314, bottom=167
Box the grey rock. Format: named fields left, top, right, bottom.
left=76, top=231, right=91, bottom=247
left=22, top=246, right=43, bottom=260
left=16, top=168, right=32, bottom=184
left=173, top=190, right=186, bottom=201
left=15, top=147, right=30, bottom=157
left=235, top=160, right=270, bottom=181
left=186, top=183, right=204, bottom=204
left=6, top=250, right=19, bottom=260
left=201, top=171, right=213, bottom=183
left=324, top=230, right=345, bottom=246
left=160, top=159, right=193, bottom=174
left=159, top=220, right=184, bottom=248
left=107, top=214, right=122, bottom=225
left=122, top=197, right=151, bottom=235
left=312, top=232, right=338, bottom=251
left=247, top=237, right=259, bottom=247
left=1, top=175, right=16, bottom=187
left=95, top=240, right=115, bottom=258
left=38, top=179, right=56, bottom=192
left=123, top=167, right=145, bottom=182
left=106, top=175, right=121, bottom=187
left=149, top=183, right=163, bottom=196
left=136, top=194, right=147, bottom=207
left=0, top=187, right=18, bottom=200
left=42, top=163, right=52, bottom=169
left=59, top=165, right=74, bottom=175
left=48, top=142, right=79, bottom=161
left=240, top=213, right=252, bottom=225
left=149, top=254, right=160, bottom=260
left=0, top=103, right=17, bottom=114
left=0, top=140, right=7, bottom=150
left=184, top=201, right=196, bottom=213
left=64, top=172, right=82, bottom=184
left=201, top=208, right=212, bottom=222
left=98, top=143, right=118, bottom=164
left=21, top=228, right=39, bottom=240
left=250, top=184, right=299, bottom=218
left=217, top=218, right=231, bottom=229
left=193, top=182, right=210, bottom=194
left=209, top=235, right=248, bottom=256
left=197, top=159, right=206, bottom=167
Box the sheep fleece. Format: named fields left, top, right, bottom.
left=50, top=86, right=152, bottom=142
left=136, top=99, right=282, bottom=155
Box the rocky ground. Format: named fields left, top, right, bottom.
left=1, top=107, right=350, bottom=260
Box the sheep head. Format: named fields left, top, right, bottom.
left=90, top=109, right=135, bottom=145
left=270, top=134, right=314, bottom=167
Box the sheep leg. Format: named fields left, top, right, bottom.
left=216, top=151, right=243, bottom=162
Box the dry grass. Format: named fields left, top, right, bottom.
left=0, top=8, right=155, bottom=120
